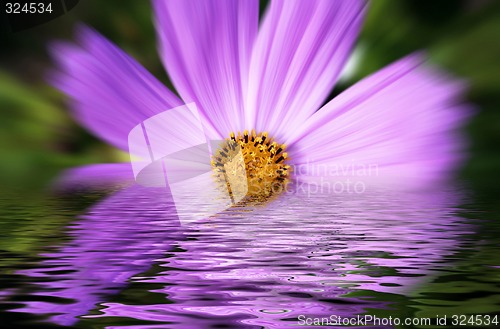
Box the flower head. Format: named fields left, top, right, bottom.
left=51, top=0, right=471, bottom=199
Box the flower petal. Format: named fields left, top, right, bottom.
left=246, top=0, right=365, bottom=141
left=53, top=163, right=135, bottom=190
left=153, top=0, right=259, bottom=136
left=288, top=54, right=473, bottom=187
left=50, top=26, right=216, bottom=152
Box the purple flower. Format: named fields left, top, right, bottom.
left=11, top=2, right=474, bottom=326
left=51, top=0, right=471, bottom=194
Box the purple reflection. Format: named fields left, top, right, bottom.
left=82, top=185, right=468, bottom=328
left=11, top=185, right=182, bottom=326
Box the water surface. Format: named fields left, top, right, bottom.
left=0, top=184, right=499, bottom=328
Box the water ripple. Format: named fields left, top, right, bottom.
left=0, top=184, right=498, bottom=328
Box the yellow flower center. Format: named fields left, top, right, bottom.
left=211, top=130, right=291, bottom=203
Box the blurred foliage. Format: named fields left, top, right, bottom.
left=0, top=0, right=500, bottom=193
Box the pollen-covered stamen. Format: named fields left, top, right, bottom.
left=211, top=130, right=291, bottom=202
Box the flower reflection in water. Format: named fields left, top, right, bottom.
left=13, top=185, right=182, bottom=326
left=11, top=184, right=468, bottom=328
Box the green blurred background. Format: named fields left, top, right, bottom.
left=1, top=0, right=500, bottom=194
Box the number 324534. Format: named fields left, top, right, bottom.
left=5, top=2, right=53, bottom=14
